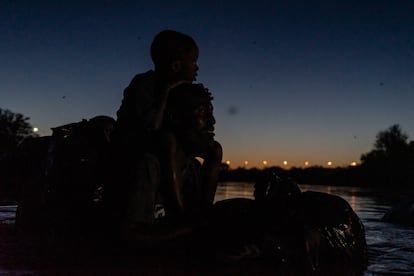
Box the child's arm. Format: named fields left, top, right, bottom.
left=151, top=80, right=192, bottom=130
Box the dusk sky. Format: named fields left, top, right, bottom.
left=1, top=1, right=413, bottom=168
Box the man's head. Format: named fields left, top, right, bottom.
left=151, top=30, right=199, bottom=82
left=166, top=83, right=215, bottom=156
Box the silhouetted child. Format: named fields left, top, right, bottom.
left=115, top=30, right=199, bottom=140
left=110, top=30, right=222, bottom=245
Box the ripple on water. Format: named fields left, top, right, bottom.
left=365, top=219, right=414, bottom=275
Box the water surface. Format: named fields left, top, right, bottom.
left=1, top=183, right=413, bottom=275
left=216, top=182, right=414, bottom=275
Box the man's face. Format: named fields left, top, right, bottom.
left=192, top=103, right=215, bottom=139
left=184, top=102, right=215, bottom=156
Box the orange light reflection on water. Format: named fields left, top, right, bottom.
left=351, top=195, right=356, bottom=209
left=216, top=183, right=361, bottom=213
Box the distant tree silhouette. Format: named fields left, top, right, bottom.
left=373, top=124, right=408, bottom=153
left=360, top=124, right=413, bottom=187
left=0, top=108, right=38, bottom=200
left=0, top=108, right=37, bottom=157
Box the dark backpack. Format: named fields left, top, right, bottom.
left=16, top=116, right=115, bottom=239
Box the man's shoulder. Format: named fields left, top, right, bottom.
left=130, top=70, right=155, bottom=85
left=124, top=70, right=155, bottom=96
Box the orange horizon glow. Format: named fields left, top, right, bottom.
left=221, top=158, right=360, bottom=169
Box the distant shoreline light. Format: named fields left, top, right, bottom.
left=223, top=159, right=359, bottom=168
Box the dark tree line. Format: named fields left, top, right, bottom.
left=359, top=124, right=414, bottom=187
left=221, top=124, right=414, bottom=189
left=0, top=108, right=37, bottom=199
left=0, top=108, right=37, bottom=157
left=1, top=108, right=413, bottom=201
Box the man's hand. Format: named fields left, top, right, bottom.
left=206, top=140, right=222, bottom=164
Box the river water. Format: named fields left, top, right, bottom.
left=216, top=182, right=414, bottom=275
left=1, top=183, right=413, bottom=275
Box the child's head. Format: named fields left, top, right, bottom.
left=151, top=30, right=199, bottom=82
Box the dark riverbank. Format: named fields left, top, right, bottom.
left=219, top=165, right=414, bottom=189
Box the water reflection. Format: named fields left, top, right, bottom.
left=215, top=182, right=254, bottom=202
left=0, top=205, right=17, bottom=224
left=216, top=182, right=367, bottom=213
left=215, top=182, right=414, bottom=275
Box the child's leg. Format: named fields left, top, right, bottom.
left=157, top=131, right=185, bottom=217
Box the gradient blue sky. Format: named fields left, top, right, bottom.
left=1, top=0, right=413, bottom=168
